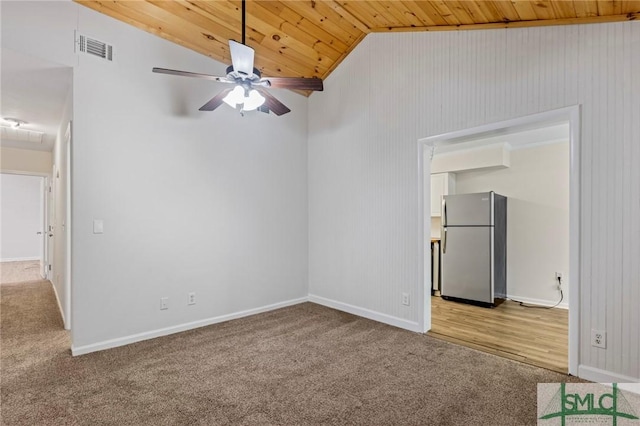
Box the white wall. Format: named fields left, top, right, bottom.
left=430, top=217, right=441, bottom=239
left=0, top=147, right=52, bottom=174
left=309, top=24, right=640, bottom=382
left=453, top=142, right=569, bottom=307
left=0, top=173, right=44, bottom=261
left=2, top=1, right=309, bottom=353
left=308, top=35, right=422, bottom=331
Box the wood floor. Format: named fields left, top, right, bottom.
left=429, top=296, right=568, bottom=374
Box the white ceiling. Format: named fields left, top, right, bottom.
left=1, top=48, right=72, bottom=152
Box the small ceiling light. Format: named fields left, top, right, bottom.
left=222, top=85, right=265, bottom=112
left=2, top=118, right=26, bottom=128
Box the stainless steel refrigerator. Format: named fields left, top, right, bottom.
left=440, top=191, right=507, bottom=307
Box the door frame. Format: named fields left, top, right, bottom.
left=64, top=122, right=72, bottom=330
left=417, top=105, right=581, bottom=376
left=40, top=176, right=47, bottom=278
left=0, top=170, right=50, bottom=274
left=48, top=164, right=56, bottom=282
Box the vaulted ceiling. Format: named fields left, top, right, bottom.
left=76, top=1, right=639, bottom=93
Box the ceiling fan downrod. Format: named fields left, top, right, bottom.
left=242, top=0, right=246, bottom=45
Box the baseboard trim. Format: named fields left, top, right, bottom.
left=71, top=296, right=309, bottom=356
left=578, top=365, right=640, bottom=384
left=308, top=294, right=421, bottom=333
left=507, top=294, right=568, bottom=310
left=0, top=256, right=40, bottom=262
left=49, top=281, right=69, bottom=330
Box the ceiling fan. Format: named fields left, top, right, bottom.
left=152, top=0, right=323, bottom=116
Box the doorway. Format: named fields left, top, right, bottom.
left=0, top=173, right=48, bottom=283
left=1, top=47, right=73, bottom=331
left=418, top=107, right=581, bottom=375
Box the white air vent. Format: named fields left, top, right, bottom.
left=1, top=126, right=45, bottom=144
left=77, top=33, right=113, bottom=61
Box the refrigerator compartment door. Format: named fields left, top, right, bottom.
left=441, top=226, right=492, bottom=304
left=443, top=192, right=493, bottom=226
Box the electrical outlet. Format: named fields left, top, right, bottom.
left=188, top=292, right=196, bottom=305
left=160, top=297, right=168, bottom=310
left=402, top=293, right=410, bottom=306
left=555, top=272, right=563, bottom=290
left=591, top=329, right=606, bottom=349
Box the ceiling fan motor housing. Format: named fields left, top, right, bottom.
left=226, top=65, right=261, bottom=80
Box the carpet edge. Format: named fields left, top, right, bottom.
left=71, top=296, right=310, bottom=356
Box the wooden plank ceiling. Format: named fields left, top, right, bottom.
left=77, top=1, right=639, bottom=93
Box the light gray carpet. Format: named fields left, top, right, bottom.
left=0, top=261, right=43, bottom=285
left=1, top=280, right=582, bottom=425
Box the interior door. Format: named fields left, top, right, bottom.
left=441, top=226, right=492, bottom=303
left=46, top=167, right=56, bottom=281
left=40, top=177, right=47, bottom=278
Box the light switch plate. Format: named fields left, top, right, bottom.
left=93, top=219, right=104, bottom=234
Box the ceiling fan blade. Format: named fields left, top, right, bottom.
left=199, top=88, right=233, bottom=111
left=152, top=67, right=231, bottom=83
left=229, top=40, right=255, bottom=76
left=261, top=77, right=323, bottom=91
left=255, top=88, right=291, bottom=116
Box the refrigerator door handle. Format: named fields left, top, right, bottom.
left=441, top=198, right=447, bottom=253
left=442, top=228, right=447, bottom=253
left=442, top=197, right=447, bottom=227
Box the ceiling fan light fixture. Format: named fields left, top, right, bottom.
left=222, top=85, right=265, bottom=112
left=222, top=85, right=245, bottom=107
left=243, top=89, right=265, bottom=111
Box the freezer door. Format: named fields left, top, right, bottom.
left=441, top=226, right=492, bottom=304
left=443, top=192, right=493, bottom=226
